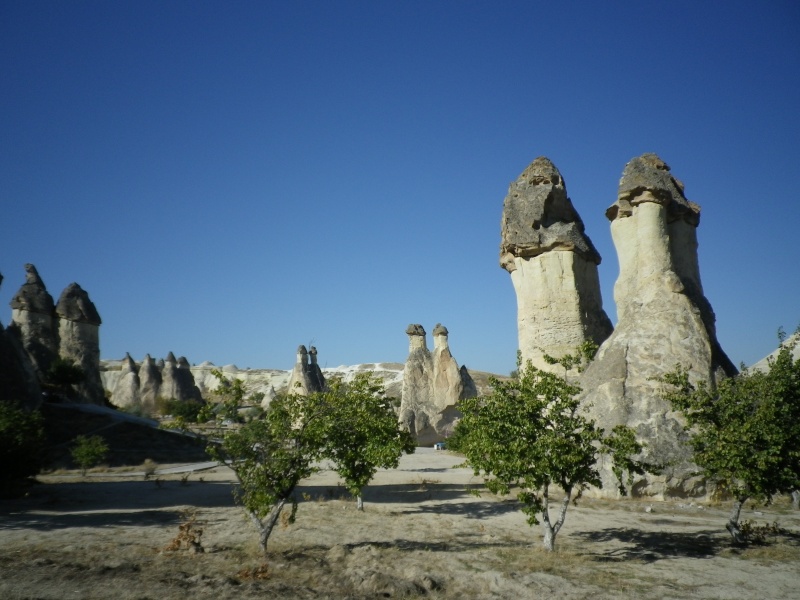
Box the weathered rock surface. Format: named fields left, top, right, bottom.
left=0, top=271, right=42, bottom=407
left=8, top=264, right=59, bottom=376
left=104, top=352, right=201, bottom=413
left=500, top=157, right=612, bottom=371
left=55, top=283, right=105, bottom=405
left=286, top=345, right=327, bottom=396
left=399, top=324, right=473, bottom=445
left=137, top=354, right=162, bottom=412
left=111, top=353, right=141, bottom=408
left=579, top=153, right=737, bottom=498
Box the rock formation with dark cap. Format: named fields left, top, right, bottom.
left=138, top=354, right=162, bottom=412
left=1, top=270, right=42, bottom=407
left=579, top=153, right=737, bottom=498
left=8, top=264, right=59, bottom=376
left=500, top=157, right=612, bottom=371
left=286, top=345, right=327, bottom=396
left=400, top=324, right=474, bottom=445
left=111, top=353, right=141, bottom=409
left=56, top=283, right=105, bottom=405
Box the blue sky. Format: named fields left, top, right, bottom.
left=2, top=1, right=798, bottom=374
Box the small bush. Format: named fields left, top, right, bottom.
left=71, top=434, right=109, bottom=475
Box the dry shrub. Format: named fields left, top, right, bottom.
left=163, top=511, right=204, bottom=553
left=237, top=562, right=271, bottom=580
left=142, top=459, right=158, bottom=480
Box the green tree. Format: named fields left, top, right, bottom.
left=71, top=434, right=109, bottom=476
left=207, top=385, right=327, bottom=554
left=454, top=357, right=646, bottom=552
left=0, top=401, right=45, bottom=495
left=660, top=330, right=800, bottom=543
left=44, top=356, right=85, bottom=399
left=210, top=369, right=252, bottom=423
left=313, top=373, right=415, bottom=510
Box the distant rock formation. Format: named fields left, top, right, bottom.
left=137, top=354, right=162, bottom=412
left=500, top=157, right=612, bottom=371
left=108, top=352, right=202, bottom=413
left=56, top=283, right=105, bottom=405
left=111, top=353, right=141, bottom=409
left=4, top=264, right=104, bottom=406
left=399, top=324, right=474, bottom=445
left=579, top=153, right=737, bottom=498
left=286, top=345, right=327, bottom=396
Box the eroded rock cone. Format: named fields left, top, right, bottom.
left=579, top=153, right=737, bottom=498
left=8, top=264, right=59, bottom=376
left=500, top=157, right=612, bottom=371
left=138, top=354, right=162, bottom=413
left=56, top=282, right=104, bottom=405
left=1, top=270, right=42, bottom=407
left=111, top=353, right=141, bottom=409
left=286, top=345, right=326, bottom=396
left=400, top=324, right=472, bottom=445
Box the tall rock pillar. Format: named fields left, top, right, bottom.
left=8, top=264, right=59, bottom=376
left=580, top=153, right=737, bottom=498
left=500, top=157, right=612, bottom=371
left=56, top=283, right=105, bottom=405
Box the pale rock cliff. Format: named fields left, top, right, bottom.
left=55, top=282, right=105, bottom=405
left=579, top=153, right=737, bottom=498
left=500, top=157, right=612, bottom=371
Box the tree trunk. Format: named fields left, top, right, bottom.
left=792, top=490, right=799, bottom=510
left=252, top=498, right=287, bottom=554
left=725, top=497, right=747, bottom=544
left=356, top=494, right=364, bottom=511
left=540, top=489, right=572, bottom=552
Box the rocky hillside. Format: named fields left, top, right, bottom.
left=100, top=358, right=502, bottom=404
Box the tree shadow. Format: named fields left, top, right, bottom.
left=0, top=508, right=185, bottom=531
left=572, top=527, right=725, bottom=562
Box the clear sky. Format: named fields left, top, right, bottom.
left=2, top=1, right=798, bottom=374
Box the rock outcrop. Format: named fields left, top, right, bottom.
left=500, top=157, right=612, bottom=371
left=579, top=153, right=737, bottom=498
left=0, top=271, right=42, bottom=407
left=55, top=283, right=105, bottom=405
left=137, top=354, right=162, bottom=412
left=111, top=353, right=141, bottom=409
left=399, top=324, right=474, bottom=445
left=4, top=265, right=105, bottom=406
left=8, top=264, right=59, bottom=376
left=286, top=345, right=327, bottom=396
left=107, top=352, right=202, bottom=413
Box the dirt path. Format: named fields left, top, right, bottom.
left=2, top=449, right=798, bottom=599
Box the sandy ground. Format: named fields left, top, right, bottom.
left=1, top=448, right=799, bottom=600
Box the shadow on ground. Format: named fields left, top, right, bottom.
left=573, top=527, right=726, bottom=562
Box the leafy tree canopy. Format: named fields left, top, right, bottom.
left=661, top=328, right=800, bottom=542
left=312, top=373, right=415, bottom=510
left=455, top=356, right=646, bottom=551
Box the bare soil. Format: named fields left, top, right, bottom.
left=2, top=449, right=799, bottom=599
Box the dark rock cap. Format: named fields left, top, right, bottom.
left=405, top=324, right=426, bottom=336
left=165, top=351, right=177, bottom=363
left=500, top=157, right=602, bottom=268
left=10, top=264, right=55, bottom=315
left=55, top=282, right=101, bottom=325
left=607, top=153, right=700, bottom=224
left=432, top=323, right=448, bottom=337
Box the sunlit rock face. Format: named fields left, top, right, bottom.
left=580, top=153, right=737, bottom=499
left=56, top=283, right=105, bottom=405
left=111, top=352, right=141, bottom=408
left=8, top=264, right=59, bottom=376
left=138, top=354, right=162, bottom=412
left=400, top=324, right=472, bottom=445
left=286, top=345, right=327, bottom=396
left=500, top=157, right=612, bottom=371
